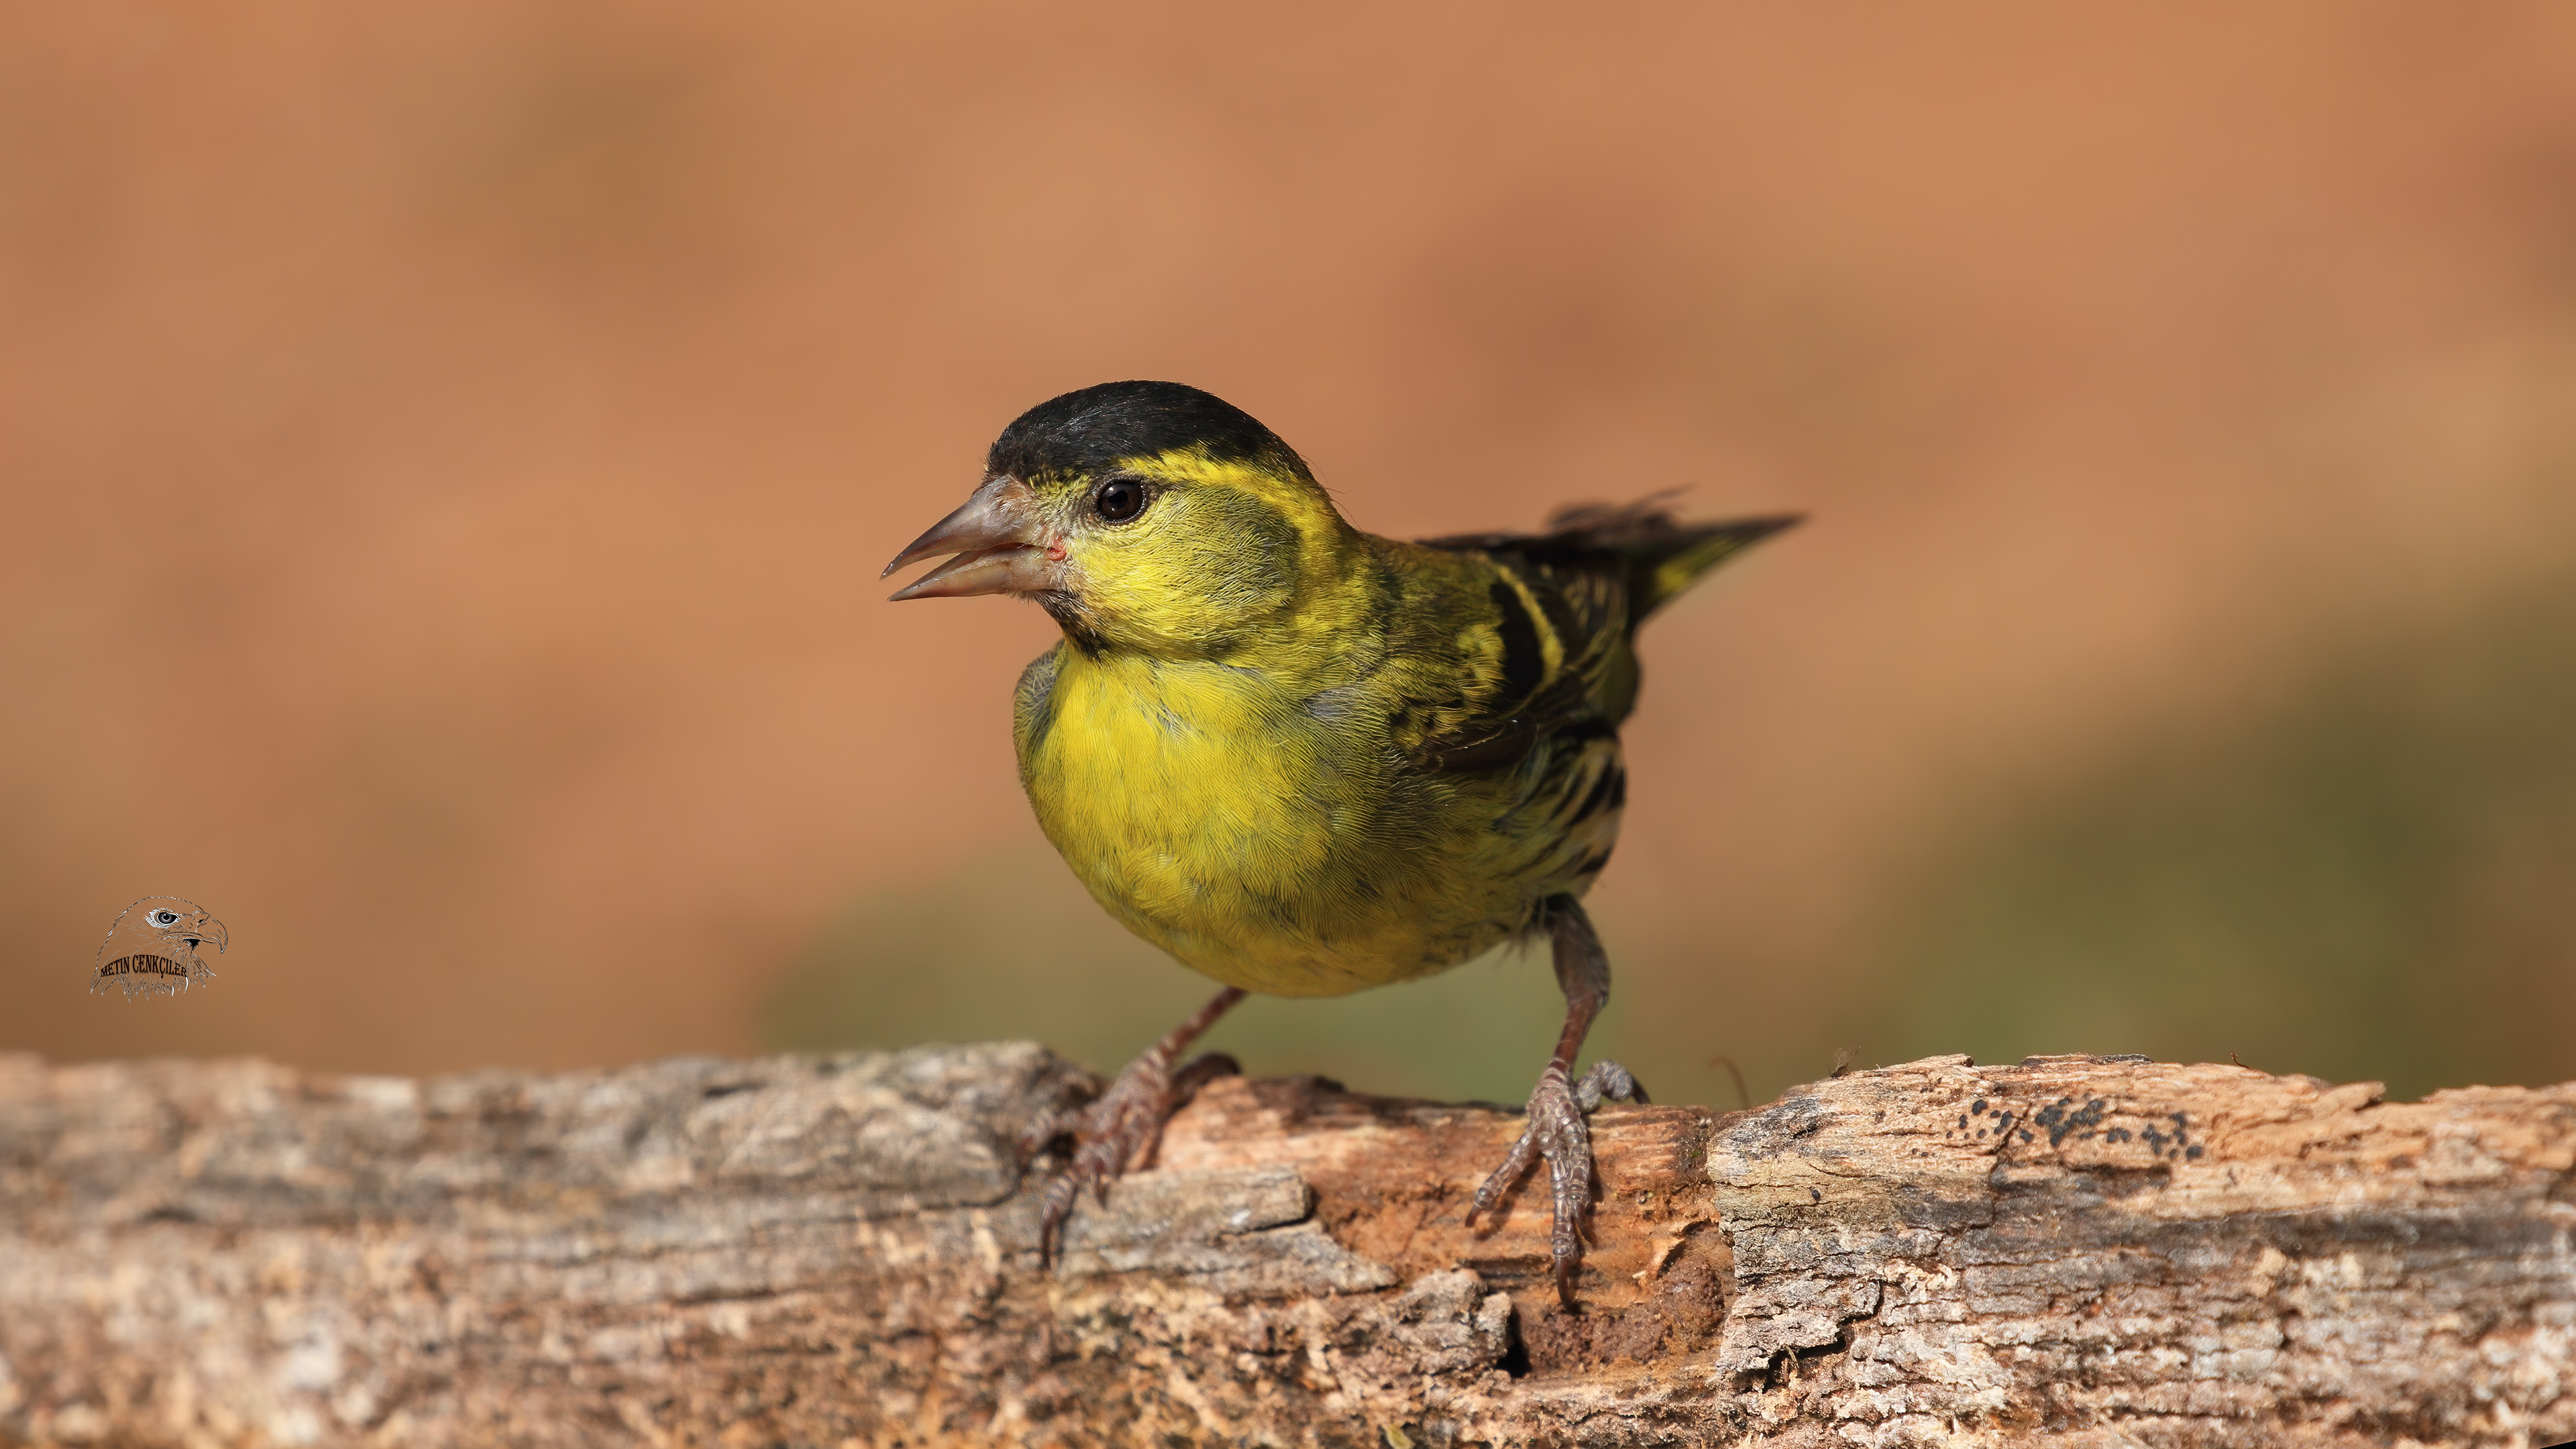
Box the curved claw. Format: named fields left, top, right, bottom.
left=1465, top=1128, right=1542, bottom=1227
left=1029, top=1047, right=1241, bottom=1267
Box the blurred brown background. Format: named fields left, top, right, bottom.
left=6, top=2, right=2574, bottom=1106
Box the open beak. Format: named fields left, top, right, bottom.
left=881, top=475, right=1061, bottom=601
left=188, top=916, right=229, bottom=955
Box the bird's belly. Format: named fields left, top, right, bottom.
left=1020, top=658, right=1617, bottom=997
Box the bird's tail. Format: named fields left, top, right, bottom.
left=1534, top=498, right=1803, bottom=623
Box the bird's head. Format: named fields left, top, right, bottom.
left=883, top=381, right=1356, bottom=657
left=94, top=897, right=227, bottom=1000
left=115, top=897, right=228, bottom=960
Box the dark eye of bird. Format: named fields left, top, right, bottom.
left=152, top=911, right=177, bottom=925
left=1092, top=479, right=1148, bottom=523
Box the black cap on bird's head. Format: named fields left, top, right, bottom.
left=984, top=380, right=1300, bottom=486
left=881, top=382, right=1352, bottom=655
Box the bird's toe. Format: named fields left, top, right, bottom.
left=1028, top=1043, right=1239, bottom=1265
left=1474, top=1059, right=1646, bottom=1305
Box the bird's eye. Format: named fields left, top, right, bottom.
left=151, top=910, right=179, bottom=926
left=1092, top=479, right=1148, bottom=523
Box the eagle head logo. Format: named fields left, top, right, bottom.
left=93, top=897, right=227, bottom=1000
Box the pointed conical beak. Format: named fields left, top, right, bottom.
left=881, top=475, right=1061, bottom=600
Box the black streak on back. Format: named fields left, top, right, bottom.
left=1490, top=580, right=1544, bottom=710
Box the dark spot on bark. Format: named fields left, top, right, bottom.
left=2039, top=1097, right=2110, bottom=1147
left=2072, top=1164, right=2171, bottom=1201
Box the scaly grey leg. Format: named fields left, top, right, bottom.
left=1465, top=898, right=1648, bottom=1307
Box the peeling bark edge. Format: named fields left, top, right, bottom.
left=1, top=1046, right=2571, bottom=1448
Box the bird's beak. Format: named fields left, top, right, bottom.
left=187, top=917, right=228, bottom=954
left=882, top=475, right=1060, bottom=601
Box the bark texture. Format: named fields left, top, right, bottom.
left=2, top=1046, right=2572, bottom=1447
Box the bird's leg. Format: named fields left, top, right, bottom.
left=1019, top=985, right=1247, bottom=1267
left=1465, top=897, right=1648, bottom=1307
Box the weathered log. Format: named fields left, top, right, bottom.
left=1, top=1046, right=2571, bottom=1446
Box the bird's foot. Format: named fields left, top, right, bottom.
left=1019, top=1047, right=1240, bottom=1267
left=1466, top=1059, right=1648, bottom=1307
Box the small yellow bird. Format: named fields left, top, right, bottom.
left=885, top=381, right=1794, bottom=1302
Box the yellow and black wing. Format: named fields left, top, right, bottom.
left=1403, top=503, right=1800, bottom=774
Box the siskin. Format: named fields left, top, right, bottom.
left=885, top=380, right=1795, bottom=1303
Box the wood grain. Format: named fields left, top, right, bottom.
left=2, top=1047, right=2570, bottom=1446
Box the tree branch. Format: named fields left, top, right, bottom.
left=3, top=1046, right=2571, bottom=1445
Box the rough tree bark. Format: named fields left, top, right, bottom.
left=2, top=1046, right=2572, bottom=1447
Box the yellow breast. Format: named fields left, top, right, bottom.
left=1015, top=646, right=1587, bottom=997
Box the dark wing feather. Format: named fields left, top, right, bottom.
left=1408, top=501, right=1799, bottom=772
left=1419, top=500, right=1802, bottom=625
